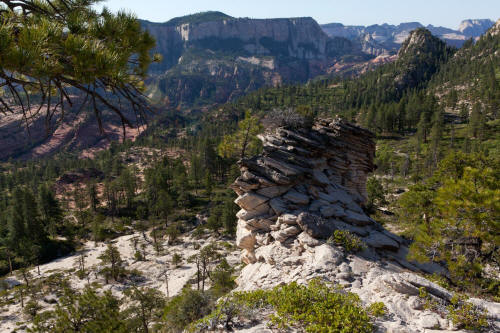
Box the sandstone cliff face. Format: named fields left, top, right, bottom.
left=141, top=15, right=364, bottom=108
left=175, top=18, right=330, bottom=60
left=143, top=16, right=336, bottom=71
left=231, top=118, right=500, bottom=332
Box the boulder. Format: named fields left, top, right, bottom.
left=297, top=231, right=321, bottom=247
left=296, top=212, right=335, bottom=239
left=246, top=218, right=275, bottom=231
left=309, top=199, right=329, bottom=212
left=277, top=213, right=298, bottom=225
left=342, top=209, right=374, bottom=226
left=236, top=204, right=270, bottom=221
left=313, top=244, right=344, bottom=270
left=331, top=219, right=369, bottom=237
left=236, top=220, right=256, bottom=250
left=312, top=169, right=330, bottom=185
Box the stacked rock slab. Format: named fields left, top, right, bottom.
left=232, top=117, right=401, bottom=264
left=231, top=117, right=500, bottom=332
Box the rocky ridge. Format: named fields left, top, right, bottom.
left=231, top=117, right=500, bottom=332
left=322, top=19, right=496, bottom=56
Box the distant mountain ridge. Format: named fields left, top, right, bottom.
left=321, top=19, right=495, bottom=55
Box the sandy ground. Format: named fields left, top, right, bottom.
left=0, top=232, right=240, bottom=332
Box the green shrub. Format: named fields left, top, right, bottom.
left=24, top=300, right=42, bottom=319
left=267, top=280, right=373, bottom=332
left=191, top=280, right=374, bottom=333
left=447, top=294, right=488, bottom=331
left=418, top=287, right=440, bottom=311
left=367, top=302, right=387, bottom=317
left=172, top=253, right=183, bottom=267
left=134, top=250, right=144, bottom=261
left=163, top=288, right=213, bottom=332
left=328, top=230, right=365, bottom=253
left=210, top=259, right=235, bottom=295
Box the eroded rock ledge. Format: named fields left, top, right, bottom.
left=231, top=117, right=500, bottom=332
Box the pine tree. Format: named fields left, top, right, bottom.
left=469, top=103, right=485, bottom=139
left=416, top=112, right=430, bottom=144
left=87, top=182, right=99, bottom=213
left=218, top=110, right=263, bottom=159
left=38, top=184, right=63, bottom=236
left=98, top=243, right=124, bottom=283
left=203, top=171, right=214, bottom=198
left=0, top=0, right=157, bottom=132
left=155, top=190, right=173, bottom=228
left=123, top=287, right=166, bottom=333
left=429, top=110, right=444, bottom=167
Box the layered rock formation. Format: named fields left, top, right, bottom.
left=232, top=117, right=500, bottom=332
left=140, top=12, right=365, bottom=108
left=232, top=117, right=381, bottom=264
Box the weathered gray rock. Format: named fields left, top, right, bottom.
left=342, top=209, right=374, bottom=226
left=236, top=220, right=256, bottom=250
left=235, top=193, right=269, bottom=211
left=246, top=218, right=275, bottom=231
left=469, top=298, right=500, bottom=320
left=231, top=118, right=500, bottom=332
left=271, top=226, right=301, bottom=243
left=415, top=313, right=444, bottom=329
left=257, top=185, right=291, bottom=198
left=313, top=244, right=344, bottom=270
left=269, top=197, right=288, bottom=215
left=332, top=219, right=370, bottom=237
left=312, top=169, right=330, bottom=185
left=320, top=204, right=346, bottom=218
left=236, top=205, right=270, bottom=221
left=296, top=212, right=335, bottom=239
left=364, top=231, right=400, bottom=250
left=283, top=189, right=310, bottom=205
left=297, top=231, right=321, bottom=247
left=309, top=199, right=329, bottom=211
left=277, top=213, right=298, bottom=225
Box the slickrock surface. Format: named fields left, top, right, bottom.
left=232, top=117, right=500, bottom=332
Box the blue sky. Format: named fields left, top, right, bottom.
left=95, top=0, right=499, bottom=28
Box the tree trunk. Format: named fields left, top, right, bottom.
left=240, top=123, right=251, bottom=159
left=141, top=304, right=149, bottom=333
left=7, top=253, right=12, bottom=276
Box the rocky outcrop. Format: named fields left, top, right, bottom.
left=231, top=117, right=500, bottom=332
left=232, top=117, right=382, bottom=264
